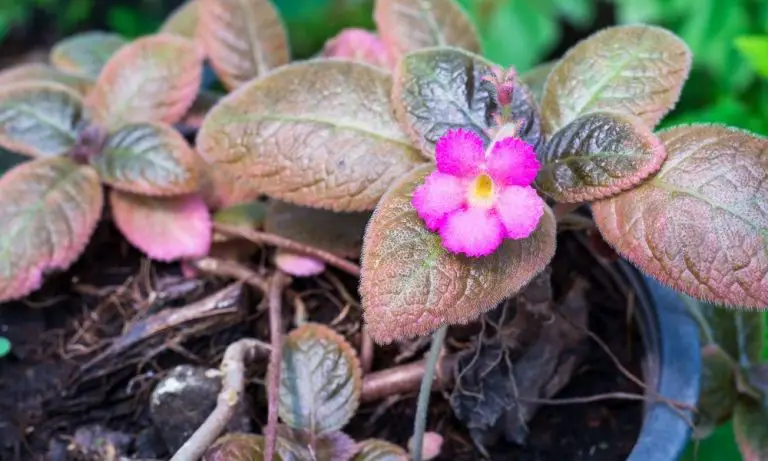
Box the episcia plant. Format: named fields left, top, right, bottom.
left=0, top=32, right=212, bottom=301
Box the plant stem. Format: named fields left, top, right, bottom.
left=411, top=324, right=448, bottom=461
left=264, top=271, right=290, bottom=461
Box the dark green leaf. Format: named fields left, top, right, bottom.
left=694, top=344, right=739, bottom=439
left=695, top=302, right=765, bottom=365
left=734, top=397, right=768, bottom=461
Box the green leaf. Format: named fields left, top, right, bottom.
left=536, top=112, right=667, bottom=202
left=0, top=63, right=93, bottom=96
left=541, top=25, right=692, bottom=134
left=735, top=35, right=768, bottom=79
left=375, top=0, right=481, bottom=64
left=50, top=31, right=127, bottom=79
left=352, top=439, right=408, bottom=461
left=593, top=125, right=768, bottom=308
left=265, top=201, right=370, bottom=258
left=0, top=337, right=11, bottom=358
left=392, top=47, right=542, bottom=156
left=360, top=165, right=556, bottom=344
left=734, top=397, right=768, bottom=461
left=202, top=433, right=283, bottom=461
left=694, top=301, right=765, bottom=366
left=0, top=157, right=103, bottom=302
left=92, top=122, right=200, bottom=196
left=198, top=0, right=290, bottom=90
left=0, top=83, right=84, bottom=158
left=277, top=323, right=363, bottom=434
left=520, top=60, right=557, bottom=103
left=87, top=34, right=203, bottom=128
left=159, top=0, right=199, bottom=41
left=694, top=344, right=739, bottom=439
left=213, top=200, right=268, bottom=230
left=197, top=60, right=424, bottom=212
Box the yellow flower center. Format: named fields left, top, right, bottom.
left=468, top=173, right=495, bottom=208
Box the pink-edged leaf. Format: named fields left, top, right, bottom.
left=375, top=0, right=480, bottom=66
left=198, top=0, right=290, bottom=90
left=265, top=201, right=370, bottom=258
left=203, top=433, right=284, bottom=461
left=536, top=111, right=667, bottom=202
left=87, top=34, right=203, bottom=129
left=274, top=250, right=326, bottom=277
left=322, top=28, right=390, bottom=70
left=593, top=125, right=768, bottom=308
left=197, top=60, right=424, bottom=212
left=734, top=397, right=768, bottom=461
left=352, top=440, right=408, bottom=461
left=0, top=63, right=93, bottom=96
left=277, top=426, right=358, bottom=461
left=91, top=122, right=200, bottom=196
left=160, top=0, right=199, bottom=42
left=408, top=432, right=443, bottom=461
left=541, top=25, right=691, bottom=134
left=361, top=165, right=556, bottom=344
left=110, top=190, right=211, bottom=261
left=0, top=157, right=103, bottom=302
left=50, top=31, right=127, bottom=79
left=276, top=323, right=363, bottom=434
left=0, top=83, right=85, bottom=158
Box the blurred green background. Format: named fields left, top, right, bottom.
left=0, top=0, right=765, bottom=459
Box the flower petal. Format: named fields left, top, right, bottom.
left=495, top=185, right=545, bottom=239
left=440, top=207, right=504, bottom=257
left=435, top=128, right=485, bottom=178
left=488, top=137, right=540, bottom=186
left=412, top=171, right=466, bottom=231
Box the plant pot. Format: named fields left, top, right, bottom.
left=621, top=262, right=701, bottom=461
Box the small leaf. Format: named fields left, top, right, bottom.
left=87, top=34, right=203, bottom=128
left=393, top=47, right=542, bottom=157
left=50, top=31, right=128, bottom=79
left=92, top=122, right=200, bottom=196
left=213, top=200, right=267, bottom=230
left=694, top=344, right=739, bottom=439
left=0, top=63, right=93, bottom=96
left=0, top=337, right=10, bottom=358
left=203, top=433, right=283, bottom=461
left=277, top=323, right=363, bottom=434
left=352, top=440, right=408, bottom=461
left=198, top=0, right=290, bottom=90
left=322, top=28, right=390, bottom=70
left=0, top=157, right=103, bottom=301
left=592, top=125, right=768, bottom=308
left=541, top=25, right=692, bottom=133
left=265, top=201, right=370, bottom=258
left=110, top=191, right=212, bottom=261
left=695, top=302, right=765, bottom=365
left=160, top=0, right=199, bottom=41
left=536, top=111, right=667, bottom=202
left=0, top=83, right=85, bottom=158
left=276, top=426, right=358, bottom=461
left=274, top=250, right=326, bottom=277
left=734, top=398, right=768, bottom=461
left=360, top=165, right=556, bottom=344
left=375, top=0, right=481, bottom=64
left=520, top=60, right=556, bottom=103
left=197, top=60, right=424, bottom=211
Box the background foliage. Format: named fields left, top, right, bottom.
left=0, top=0, right=765, bottom=459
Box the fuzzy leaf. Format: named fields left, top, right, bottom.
left=593, top=125, right=768, bottom=308
left=375, top=0, right=480, bottom=64
left=0, top=63, right=93, bottom=96
left=50, top=31, right=127, bottom=79
left=110, top=191, right=211, bottom=261
left=0, top=157, right=103, bottom=301
left=360, top=165, right=556, bottom=344
left=87, top=34, right=202, bottom=128
left=160, top=0, right=199, bottom=41
left=520, top=60, right=556, bottom=103
left=277, top=426, right=358, bottom=461
left=541, top=25, right=692, bottom=133
left=197, top=60, right=424, bottom=211
left=198, top=0, right=290, bottom=90
left=694, top=344, right=739, bottom=439
left=277, top=323, right=363, bottom=434
left=322, top=28, right=390, bottom=70
left=393, top=47, right=542, bottom=157
left=0, top=83, right=84, bottom=158
left=92, top=122, right=199, bottom=196
left=265, top=201, right=370, bottom=258
left=203, top=433, right=283, bottom=461
left=734, top=398, right=768, bottom=461
left=696, top=302, right=765, bottom=365
left=352, top=440, right=408, bottom=461
left=536, top=112, right=667, bottom=202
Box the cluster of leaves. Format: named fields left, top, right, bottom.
left=689, top=301, right=768, bottom=460
left=202, top=323, right=410, bottom=461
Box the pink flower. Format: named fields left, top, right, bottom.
left=412, top=128, right=544, bottom=257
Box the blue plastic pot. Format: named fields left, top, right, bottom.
left=621, top=262, right=701, bottom=461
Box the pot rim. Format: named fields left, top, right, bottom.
left=622, top=261, right=701, bottom=461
